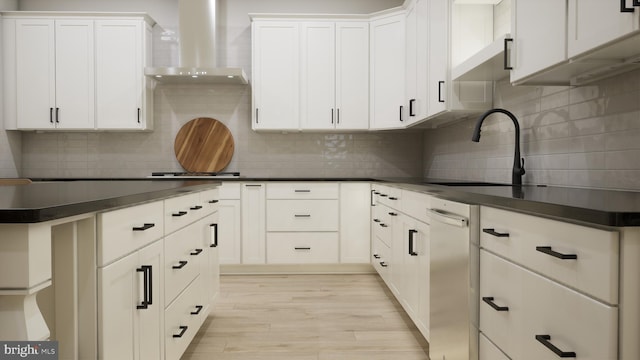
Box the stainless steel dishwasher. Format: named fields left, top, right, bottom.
left=428, top=198, right=479, bottom=360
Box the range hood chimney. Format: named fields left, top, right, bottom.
left=145, top=0, right=248, bottom=84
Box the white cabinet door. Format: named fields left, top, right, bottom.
left=54, top=20, right=95, bottom=130
left=339, top=182, right=371, bottom=264
left=405, top=0, right=429, bottom=125
left=95, top=20, right=148, bottom=130
left=370, top=12, right=405, bottom=130
left=15, top=19, right=55, bottom=130
left=218, top=199, right=241, bottom=264
left=568, top=0, right=640, bottom=59
left=511, top=0, right=567, bottom=83
left=426, top=0, right=448, bottom=117
left=252, top=22, right=300, bottom=131
left=98, top=240, right=163, bottom=360
left=335, top=22, right=369, bottom=131
left=241, top=183, right=266, bottom=264
left=300, top=22, right=335, bottom=130
left=15, top=19, right=94, bottom=130
left=136, top=241, right=163, bottom=360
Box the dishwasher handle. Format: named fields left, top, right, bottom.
left=428, top=208, right=469, bottom=228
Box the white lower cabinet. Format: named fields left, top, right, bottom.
left=371, top=185, right=430, bottom=341
left=98, top=240, right=163, bottom=360
left=241, top=183, right=266, bottom=264
left=223, top=181, right=369, bottom=266
left=97, top=188, right=220, bottom=360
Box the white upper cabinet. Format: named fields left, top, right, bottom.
left=404, top=0, right=429, bottom=126
left=425, top=0, right=493, bottom=125
left=251, top=21, right=300, bottom=131
left=568, top=0, right=640, bottom=59
left=510, top=0, right=567, bottom=84
left=300, top=21, right=369, bottom=131
left=253, top=17, right=369, bottom=132
left=370, top=11, right=406, bottom=130
left=95, top=19, right=153, bottom=130
left=3, top=13, right=154, bottom=131
left=14, top=18, right=94, bottom=130
left=334, top=22, right=369, bottom=131
left=301, top=22, right=336, bottom=131
left=462, top=0, right=640, bottom=85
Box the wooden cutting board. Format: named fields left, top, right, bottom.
left=174, top=117, right=234, bottom=172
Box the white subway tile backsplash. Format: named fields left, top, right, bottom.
left=424, top=69, right=640, bottom=190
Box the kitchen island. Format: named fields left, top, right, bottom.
left=0, top=180, right=221, bottom=360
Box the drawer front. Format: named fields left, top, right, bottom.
left=219, top=182, right=241, bottom=199
left=164, top=224, right=201, bottom=304
left=480, top=206, right=619, bottom=304
left=165, top=277, right=203, bottom=360
left=371, top=236, right=390, bottom=281
left=267, top=199, right=338, bottom=231
left=266, top=232, right=339, bottom=264
left=480, top=250, right=523, bottom=356
left=198, top=188, right=220, bottom=215
left=98, top=200, right=164, bottom=266
left=481, top=250, right=618, bottom=360
left=372, top=204, right=392, bottom=247
left=266, top=182, right=339, bottom=199
left=479, top=333, right=510, bottom=360
left=374, top=185, right=401, bottom=208
left=401, top=189, right=431, bottom=223
left=165, top=192, right=203, bottom=235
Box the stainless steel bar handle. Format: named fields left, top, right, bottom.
left=428, top=208, right=468, bottom=227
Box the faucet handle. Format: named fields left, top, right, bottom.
left=520, top=158, right=526, bottom=175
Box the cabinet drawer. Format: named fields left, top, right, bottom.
left=198, top=188, right=220, bottom=215
left=480, top=250, right=524, bottom=357
left=165, top=277, right=204, bottom=360
left=372, top=204, right=392, bottom=247
left=266, top=232, right=339, bottom=264
left=266, top=182, right=339, bottom=199
left=371, top=236, right=390, bottom=281
left=401, top=189, right=431, bottom=223
left=164, top=224, right=201, bottom=304
left=481, top=250, right=618, bottom=360
left=373, top=185, right=401, bottom=207
left=480, top=206, right=619, bottom=304
left=267, top=199, right=338, bottom=231
left=164, top=192, right=203, bottom=235
left=98, top=200, right=164, bottom=266
left=479, top=333, right=510, bottom=360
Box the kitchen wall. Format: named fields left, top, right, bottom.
left=0, top=0, right=20, bottom=178
left=16, top=0, right=422, bottom=179
left=424, top=69, right=640, bottom=191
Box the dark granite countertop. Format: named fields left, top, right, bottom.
left=0, top=179, right=221, bottom=223
left=4, top=177, right=640, bottom=227
left=375, top=178, right=640, bottom=227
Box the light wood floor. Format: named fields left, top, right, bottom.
left=181, top=274, right=430, bottom=360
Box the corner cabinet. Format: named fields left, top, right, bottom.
left=2, top=12, right=154, bottom=131
left=369, top=11, right=406, bottom=130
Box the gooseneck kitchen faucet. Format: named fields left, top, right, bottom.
left=472, top=108, right=526, bottom=186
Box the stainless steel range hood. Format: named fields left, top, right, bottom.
left=145, top=0, right=248, bottom=85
